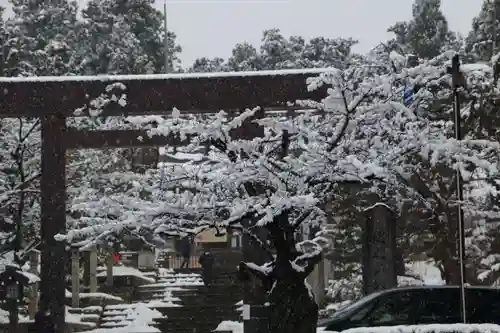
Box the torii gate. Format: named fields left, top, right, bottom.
left=0, top=68, right=329, bottom=332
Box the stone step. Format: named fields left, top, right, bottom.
left=173, top=268, right=202, bottom=274
left=156, top=312, right=237, bottom=333
left=170, top=287, right=242, bottom=295
left=110, top=266, right=244, bottom=332
left=177, top=293, right=241, bottom=302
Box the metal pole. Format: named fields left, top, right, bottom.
left=451, top=54, right=467, bottom=324
left=493, top=0, right=497, bottom=56
left=164, top=0, right=170, bottom=73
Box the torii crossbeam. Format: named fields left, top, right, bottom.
left=0, top=68, right=331, bottom=332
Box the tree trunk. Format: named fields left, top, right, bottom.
left=239, top=211, right=321, bottom=333
left=436, top=208, right=460, bottom=285
left=268, top=268, right=318, bottom=333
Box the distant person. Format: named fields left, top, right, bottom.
left=198, top=250, right=215, bottom=287
left=112, top=252, right=120, bottom=265
left=30, top=309, right=55, bottom=333
left=179, top=235, right=192, bottom=268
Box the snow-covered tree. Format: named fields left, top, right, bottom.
left=466, top=0, right=500, bottom=62
left=77, top=0, right=181, bottom=75
left=190, top=57, right=227, bottom=73
left=226, top=42, right=263, bottom=71
left=260, top=28, right=296, bottom=69
left=0, top=119, right=41, bottom=262
left=3, top=0, right=80, bottom=76
left=191, top=29, right=358, bottom=72
left=60, top=50, right=500, bottom=333
left=299, top=37, right=358, bottom=69
left=0, top=6, right=5, bottom=75
left=388, top=0, right=457, bottom=59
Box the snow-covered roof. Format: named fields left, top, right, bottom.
left=0, top=67, right=336, bottom=83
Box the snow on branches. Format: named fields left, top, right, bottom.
left=56, top=50, right=500, bottom=292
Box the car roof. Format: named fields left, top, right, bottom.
left=378, top=285, right=500, bottom=295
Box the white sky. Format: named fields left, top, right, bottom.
left=0, top=0, right=483, bottom=66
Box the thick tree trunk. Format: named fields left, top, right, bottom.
left=434, top=209, right=460, bottom=285
left=268, top=274, right=318, bottom=333
left=238, top=211, right=321, bottom=333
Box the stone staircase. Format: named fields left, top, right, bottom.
left=68, top=305, right=103, bottom=329
left=97, top=302, right=164, bottom=330
left=85, top=249, right=244, bottom=333
left=153, top=268, right=243, bottom=333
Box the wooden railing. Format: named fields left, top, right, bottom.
left=158, top=254, right=201, bottom=269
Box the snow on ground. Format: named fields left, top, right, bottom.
left=0, top=307, right=95, bottom=328
left=217, top=322, right=500, bottom=333
left=0, top=308, right=27, bottom=324
left=339, top=324, right=500, bottom=333
left=215, top=321, right=334, bottom=333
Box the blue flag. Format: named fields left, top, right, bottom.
left=403, top=87, right=413, bottom=107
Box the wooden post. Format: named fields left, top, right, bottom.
left=83, top=250, right=90, bottom=289
left=40, top=114, right=67, bottom=333
left=106, top=252, right=114, bottom=288
left=89, top=248, right=98, bottom=293
left=28, top=250, right=40, bottom=319
left=71, top=247, right=80, bottom=308
left=316, top=258, right=326, bottom=306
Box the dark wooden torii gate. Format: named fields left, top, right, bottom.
left=0, top=68, right=329, bottom=332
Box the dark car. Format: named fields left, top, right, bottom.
left=318, top=286, right=500, bottom=331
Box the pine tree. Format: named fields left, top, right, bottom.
left=4, top=0, right=79, bottom=76
left=260, top=28, right=296, bottom=69
left=202, top=29, right=358, bottom=72
left=0, top=6, right=5, bottom=76
left=226, top=42, right=263, bottom=71
left=189, top=57, right=227, bottom=72
left=388, top=0, right=455, bottom=58
left=300, top=37, right=358, bottom=69
left=467, top=0, right=500, bottom=61
left=78, top=0, right=181, bottom=75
